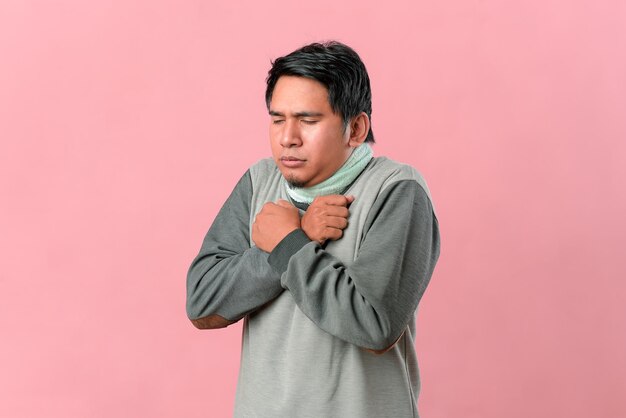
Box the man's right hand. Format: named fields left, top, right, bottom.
left=301, top=195, right=354, bottom=245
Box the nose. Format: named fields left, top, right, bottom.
left=280, top=119, right=302, bottom=148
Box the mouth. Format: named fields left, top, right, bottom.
left=280, top=156, right=306, bottom=168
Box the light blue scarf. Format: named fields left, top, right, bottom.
left=284, top=143, right=373, bottom=204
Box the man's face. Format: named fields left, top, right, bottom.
left=269, top=76, right=352, bottom=188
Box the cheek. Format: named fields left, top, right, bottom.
left=270, top=144, right=281, bottom=162
left=269, top=130, right=280, bottom=155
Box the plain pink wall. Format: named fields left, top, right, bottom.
left=1, top=1, right=625, bottom=417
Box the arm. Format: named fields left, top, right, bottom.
left=186, top=171, right=284, bottom=329
left=267, top=180, right=440, bottom=351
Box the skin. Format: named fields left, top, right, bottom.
left=268, top=75, right=368, bottom=188
left=301, top=194, right=354, bottom=245
left=197, top=76, right=395, bottom=353
left=251, top=77, right=397, bottom=354
left=253, top=75, right=370, bottom=252
left=252, top=199, right=301, bottom=252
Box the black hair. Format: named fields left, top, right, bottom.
left=265, top=41, right=375, bottom=143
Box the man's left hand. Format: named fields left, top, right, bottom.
left=252, top=200, right=301, bottom=253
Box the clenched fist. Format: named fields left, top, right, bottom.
left=301, top=195, right=354, bottom=245
left=252, top=200, right=301, bottom=253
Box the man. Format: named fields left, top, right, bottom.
left=187, top=41, right=440, bottom=418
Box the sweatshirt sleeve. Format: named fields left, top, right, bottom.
left=186, top=171, right=284, bottom=323
left=267, top=179, right=440, bottom=351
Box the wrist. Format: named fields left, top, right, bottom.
left=267, top=229, right=312, bottom=274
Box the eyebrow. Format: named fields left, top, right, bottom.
left=269, top=110, right=324, bottom=118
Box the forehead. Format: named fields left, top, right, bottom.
left=270, top=76, right=332, bottom=112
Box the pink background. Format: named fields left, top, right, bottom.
left=1, top=1, right=625, bottom=417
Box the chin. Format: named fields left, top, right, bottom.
left=284, top=174, right=308, bottom=188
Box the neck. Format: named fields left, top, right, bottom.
left=284, top=143, right=373, bottom=204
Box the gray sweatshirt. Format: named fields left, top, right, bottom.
left=187, top=157, right=440, bottom=418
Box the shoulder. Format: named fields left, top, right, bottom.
left=247, top=158, right=284, bottom=201
left=365, top=157, right=435, bottom=211
left=365, top=156, right=425, bottom=183
left=249, top=158, right=278, bottom=177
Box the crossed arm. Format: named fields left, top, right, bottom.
left=186, top=172, right=284, bottom=329
left=186, top=171, right=440, bottom=352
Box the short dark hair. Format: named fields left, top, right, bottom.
left=265, top=41, right=375, bottom=143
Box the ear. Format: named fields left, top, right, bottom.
left=347, top=112, right=370, bottom=147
